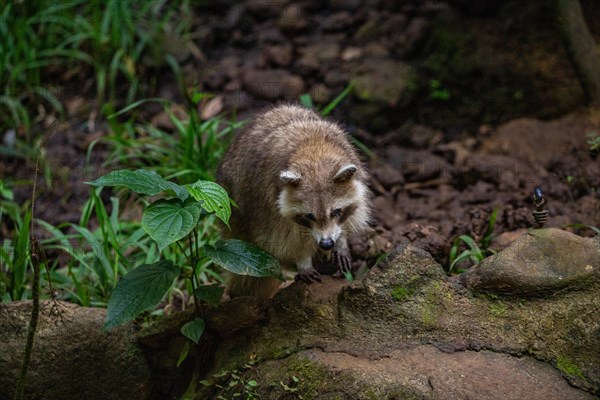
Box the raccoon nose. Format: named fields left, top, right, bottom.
left=319, top=238, right=334, bottom=250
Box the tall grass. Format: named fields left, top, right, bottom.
left=0, top=0, right=192, bottom=134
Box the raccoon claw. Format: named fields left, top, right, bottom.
left=295, top=268, right=322, bottom=283
left=334, top=250, right=352, bottom=275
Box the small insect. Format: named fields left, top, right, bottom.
left=532, top=186, right=549, bottom=227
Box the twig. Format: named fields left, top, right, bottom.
left=13, top=154, right=43, bottom=400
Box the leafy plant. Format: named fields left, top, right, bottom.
left=37, top=188, right=151, bottom=306
left=0, top=0, right=193, bottom=133
left=299, top=83, right=374, bottom=159
left=447, top=208, right=499, bottom=274
left=85, top=169, right=282, bottom=341
left=0, top=180, right=32, bottom=302
left=199, top=360, right=261, bottom=400
left=429, top=79, right=451, bottom=101
left=0, top=0, right=78, bottom=133
left=100, top=93, right=243, bottom=183
left=587, top=131, right=600, bottom=157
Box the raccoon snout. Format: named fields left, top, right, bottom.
left=319, top=238, right=335, bottom=250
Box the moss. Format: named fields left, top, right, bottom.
left=391, top=286, right=414, bottom=301
left=284, top=358, right=333, bottom=398
left=420, top=303, right=438, bottom=328
left=555, top=355, right=586, bottom=381
left=489, top=303, right=507, bottom=317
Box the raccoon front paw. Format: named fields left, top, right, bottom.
left=334, top=250, right=352, bottom=275
left=294, top=267, right=322, bottom=283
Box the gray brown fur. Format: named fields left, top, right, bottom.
left=217, top=104, right=371, bottom=298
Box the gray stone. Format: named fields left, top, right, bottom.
left=278, top=4, right=308, bottom=32
left=459, top=228, right=600, bottom=295
left=264, top=44, right=293, bottom=66
left=243, top=69, right=305, bottom=100
left=353, top=58, right=417, bottom=106
left=301, top=42, right=341, bottom=62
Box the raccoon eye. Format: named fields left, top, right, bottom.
left=330, top=208, right=342, bottom=218
left=293, top=213, right=315, bottom=228
left=304, top=213, right=316, bottom=221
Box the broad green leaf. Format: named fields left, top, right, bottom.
left=186, top=180, right=231, bottom=225
left=206, top=239, right=282, bottom=279
left=86, top=169, right=188, bottom=200
left=194, top=283, right=225, bottom=307
left=181, top=318, right=205, bottom=344
left=142, top=198, right=203, bottom=252
left=104, top=260, right=180, bottom=329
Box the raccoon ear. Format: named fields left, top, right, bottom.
left=280, top=170, right=302, bottom=186
left=334, top=164, right=357, bottom=183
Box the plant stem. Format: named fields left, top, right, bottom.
left=14, top=155, right=43, bottom=400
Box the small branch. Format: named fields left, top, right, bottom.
left=13, top=156, right=43, bottom=400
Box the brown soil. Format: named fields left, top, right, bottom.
left=1, top=0, right=599, bottom=272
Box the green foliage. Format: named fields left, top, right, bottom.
left=299, top=82, right=354, bottom=117
left=203, top=361, right=261, bottom=400
left=142, top=199, right=203, bottom=251
left=38, top=188, right=150, bottom=306
left=181, top=318, right=205, bottom=344
left=0, top=180, right=32, bottom=302
left=206, top=240, right=282, bottom=279
left=429, top=79, right=451, bottom=101
left=299, top=83, right=374, bottom=159
left=87, top=169, right=189, bottom=200
left=186, top=180, right=231, bottom=225
left=101, top=95, right=244, bottom=183
left=587, top=131, right=600, bottom=155
left=87, top=169, right=281, bottom=342
left=104, top=260, right=180, bottom=329
left=194, top=283, right=225, bottom=308
left=447, top=208, right=498, bottom=274
left=0, top=0, right=192, bottom=133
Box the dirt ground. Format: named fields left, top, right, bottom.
left=2, top=0, right=599, bottom=271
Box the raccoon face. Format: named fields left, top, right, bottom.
left=278, top=164, right=361, bottom=249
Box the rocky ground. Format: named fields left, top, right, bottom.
left=3, top=0, right=598, bottom=273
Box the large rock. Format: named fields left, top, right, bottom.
left=3, top=242, right=599, bottom=399
left=352, top=58, right=416, bottom=106
left=0, top=301, right=151, bottom=400
left=459, top=229, right=600, bottom=295
left=480, top=115, right=597, bottom=168
left=203, top=244, right=600, bottom=398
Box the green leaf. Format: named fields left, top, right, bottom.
left=321, top=81, right=354, bottom=117
left=206, top=239, right=282, bottom=279
left=104, top=260, right=180, bottom=329
left=194, top=283, right=225, bottom=307
left=181, top=318, right=205, bottom=344
left=186, top=180, right=231, bottom=224
left=177, top=341, right=190, bottom=367
left=86, top=169, right=188, bottom=200
left=299, top=93, right=314, bottom=109
left=142, top=198, right=203, bottom=252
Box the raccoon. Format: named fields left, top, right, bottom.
left=217, top=104, right=371, bottom=298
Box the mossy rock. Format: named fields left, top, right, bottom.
left=202, top=243, right=600, bottom=398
